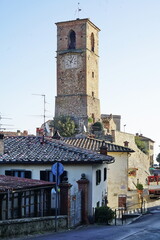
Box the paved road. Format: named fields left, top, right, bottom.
left=11, top=207, right=160, bottom=240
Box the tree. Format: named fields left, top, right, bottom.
left=156, top=153, right=160, bottom=167
left=50, top=116, right=77, bottom=137
left=92, top=122, right=103, bottom=132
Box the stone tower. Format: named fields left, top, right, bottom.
left=55, top=18, right=101, bottom=130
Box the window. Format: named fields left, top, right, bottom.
left=92, top=91, right=94, bottom=97
left=68, top=30, right=76, bottom=49
left=5, top=170, right=31, bottom=179
left=96, top=169, right=101, bottom=185
left=92, top=72, right=94, bottom=78
left=104, top=168, right=107, bottom=181
left=40, top=170, right=67, bottom=183
left=91, top=33, right=95, bottom=52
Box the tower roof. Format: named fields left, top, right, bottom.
left=55, top=18, right=100, bottom=32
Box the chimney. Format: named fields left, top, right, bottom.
left=124, top=141, right=129, bottom=147
left=17, top=130, right=21, bottom=136
left=111, top=130, right=115, bottom=142
left=23, top=130, right=28, bottom=136
left=52, top=130, right=61, bottom=140
left=0, top=134, right=4, bottom=155
left=100, top=141, right=108, bottom=155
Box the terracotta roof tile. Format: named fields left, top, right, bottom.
left=0, top=136, right=114, bottom=164
left=0, top=175, right=55, bottom=192
left=64, top=137, right=134, bottom=153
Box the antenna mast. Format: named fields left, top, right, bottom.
left=0, top=114, right=12, bottom=131
left=77, top=2, right=81, bottom=19
left=32, top=94, right=46, bottom=135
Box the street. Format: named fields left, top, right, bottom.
left=11, top=207, right=160, bottom=240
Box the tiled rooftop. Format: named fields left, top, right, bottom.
left=0, top=175, right=55, bottom=192
left=0, top=136, right=114, bottom=164
left=63, top=137, right=134, bottom=153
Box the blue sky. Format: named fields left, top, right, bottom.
left=1, top=0, right=160, bottom=158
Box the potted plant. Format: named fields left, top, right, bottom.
left=136, top=183, right=143, bottom=193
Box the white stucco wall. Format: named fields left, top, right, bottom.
left=91, top=164, right=108, bottom=209
left=0, top=162, right=109, bottom=216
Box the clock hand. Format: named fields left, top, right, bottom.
left=70, top=56, right=74, bottom=63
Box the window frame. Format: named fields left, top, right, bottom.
left=96, top=169, right=101, bottom=185
left=104, top=167, right=107, bottom=181
left=40, top=170, right=68, bottom=183
left=5, top=170, right=32, bottom=179
left=91, top=33, right=95, bottom=52
left=68, top=30, right=76, bottom=49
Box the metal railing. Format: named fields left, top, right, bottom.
left=113, top=203, right=147, bottom=225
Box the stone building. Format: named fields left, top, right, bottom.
left=55, top=18, right=101, bottom=130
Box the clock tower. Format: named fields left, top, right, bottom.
left=55, top=18, right=101, bottom=130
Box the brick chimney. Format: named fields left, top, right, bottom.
left=23, top=130, right=28, bottom=136
left=124, top=141, right=129, bottom=147
left=0, top=134, right=4, bottom=155
left=100, top=141, right=108, bottom=155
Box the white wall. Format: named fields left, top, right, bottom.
left=0, top=162, right=109, bottom=216
left=92, top=164, right=108, bottom=210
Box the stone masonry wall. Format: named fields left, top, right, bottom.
left=55, top=18, right=101, bottom=127
left=55, top=95, right=87, bottom=118
left=112, top=130, right=150, bottom=189
left=0, top=216, right=67, bottom=239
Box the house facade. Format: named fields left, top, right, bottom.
left=63, top=136, right=134, bottom=209
left=111, top=130, right=153, bottom=190
left=0, top=134, right=114, bottom=217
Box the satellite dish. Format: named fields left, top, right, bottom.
left=45, top=122, right=50, bottom=133
left=83, top=125, right=87, bottom=132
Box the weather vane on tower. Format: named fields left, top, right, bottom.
left=77, top=2, right=82, bottom=19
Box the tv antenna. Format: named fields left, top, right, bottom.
left=32, top=94, right=47, bottom=135
left=0, top=114, right=13, bottom=131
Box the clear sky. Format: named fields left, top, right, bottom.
left=1, top=0, right=160, bottom=158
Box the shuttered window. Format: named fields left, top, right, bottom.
left=104, top=168, right=107, bottom=181
left=96, top=169, right=101, bottom=185
left=40, top=170, right=67, bottom=183
left=5, top=170, right=31, bottom=179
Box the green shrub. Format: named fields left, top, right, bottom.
left=135, top=136, right=148, bottom=154
left=136, top=183, right=143, bottom=190
left=92, top=122, right=103, bottom=132
left=88, top=117, right=93, bottom=123
left=95, top=206, right=115, bottom=224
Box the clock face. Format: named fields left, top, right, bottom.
left=65, top=55, right=77, bottom=69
